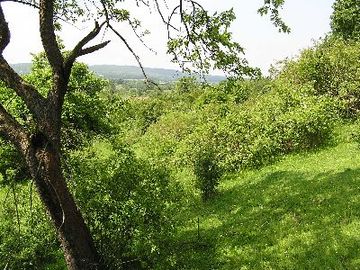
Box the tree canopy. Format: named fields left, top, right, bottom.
left=331, top=0, right=360, bottom=40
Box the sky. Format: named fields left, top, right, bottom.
left=1, top=0, right=335, bottom=74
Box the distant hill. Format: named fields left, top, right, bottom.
left=10, top=63, right=225, bottom=83
left=11, top=63, right=32, bottom=75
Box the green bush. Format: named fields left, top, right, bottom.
left=136, top=78, right=338, bottom=174
left=0, top=140, right=177, bottom=270
left=67, top=140, right=176, bottom=269
left=278, top=38, right=360, bottom=117
left=193, top=148, right=222, bottom=201
left=135, top=111, right=201, bottom=167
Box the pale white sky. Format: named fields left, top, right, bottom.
left=2, top=0, right=335, bottom=74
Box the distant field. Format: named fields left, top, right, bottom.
left=173, top=141, right=360, bottom=269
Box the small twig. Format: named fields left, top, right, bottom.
left=11, top=182, right=21, bottom=235
left=28, top=179, right=34, bottom=230
left=121, top=257, right=141, bottom=265
left=99, top=0, right=153, bottom=86
left=154, top=0, right=178, bottom=31
left=0, top=0, right=39, bottom=9
left=127, top=18, right=157, bottom=54
left=197, top=216, right=200, bottom=240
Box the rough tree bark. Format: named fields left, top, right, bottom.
left=0, top=1, right=109, bottom=269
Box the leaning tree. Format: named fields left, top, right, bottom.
left=0, top=0, right=287, bottom=269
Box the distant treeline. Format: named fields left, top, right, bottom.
left=10, top=63, right=225, bottom=83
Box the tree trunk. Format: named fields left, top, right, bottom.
left=0, top=2, right=111, bottom=267
left=25, top=134, right=103, bottom=270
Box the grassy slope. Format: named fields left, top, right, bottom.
left=1, top=132, right=359, bottom=269
left=173, top=140, right=360, bottom=269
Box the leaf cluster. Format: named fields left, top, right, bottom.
left=167, top=7, right=259, bottom=78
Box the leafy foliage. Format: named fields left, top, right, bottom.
left=24, top=53, right=112, bottom=149
left=167, top=7, right=259, bottom=77
left=331, top=0, right=360, bottom=40
left=136, top=78, right=338, bottom=175
left=277, top=38, right=360, bottom=117
left=0, top=183, right=62, bottom=270
left=258, top=0, right=290, bottom=33
left=67, top=140, right=176, bottom=269
left=193, top=147, right=222, bottom=201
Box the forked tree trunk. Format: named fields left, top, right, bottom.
left=24, top=135, right=103, bottom=270
left=0, top=2, right=112, bottom=268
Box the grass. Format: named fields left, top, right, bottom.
left=1, top=127, right=360, bottom=269
left=171, top=141, right=360, bottom=269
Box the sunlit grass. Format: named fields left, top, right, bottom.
left=1, top=127, right=360, bottom=269
left=172, top=141, right=360, bottom=269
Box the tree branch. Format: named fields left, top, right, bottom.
left=78, top=41, right=110, bottom=57
left=127, top=18, right=157, bottom=54
left=154, top=0, right=178, bottom=31
left=108, top=23, right=150, bottom=82
left=39, top=0, right=64, bottom=74
left=0, top=4, right=10, bottom=54
left=0, top=0, right=40, bottom=10
left=99, top=0, right=151, bottom=83
left=0, top=57, right=47, bottom=120
left=0, top=103, right=29, bottom=152
left=0, top=7, right=47, bottom=120
left=64, top=21, right=109, bottom=76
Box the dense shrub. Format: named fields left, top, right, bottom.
left=135, top=111, right=201, bottom=167
left=0, top=139, right=178, bottom=269
left=193, top=147, right=222, bottom=201
left=137, top=79, right=337, bottom=174
left=67, top=140, right=176, bottom=269
left=277, top=38, right=360, bottom=117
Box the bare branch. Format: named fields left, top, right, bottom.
left=154, top=0, right=167, bottom=24
left=107, top=23, right=150, bottom=81
left=39, top=0, right=64, bottom=73
left=154, top=0, right=178, bottom=31
left=78, top=40, right=110, bottom=56
left=167, top=4, right=181, bottom=38
left=99, top=0, right=151, bottom=83
left=64, top=21, right=108, bottom=75
left=127, top=18, right=157, bottom=54
left=0, top=0, right=40, bottom=10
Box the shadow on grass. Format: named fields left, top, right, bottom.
left=170, top=168, right=360, bottom=269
